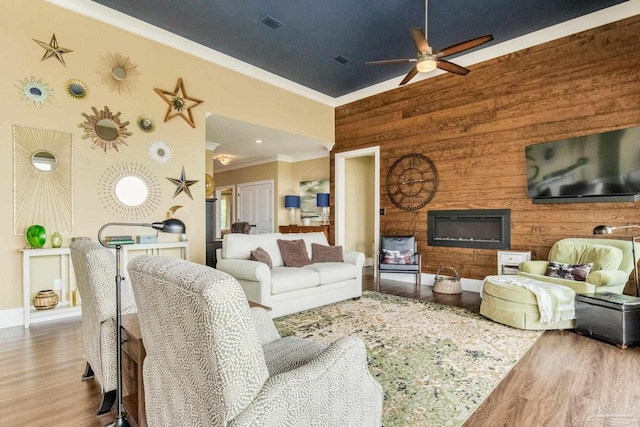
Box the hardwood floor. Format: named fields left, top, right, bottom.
left=1, top=270, right=639, bottom=426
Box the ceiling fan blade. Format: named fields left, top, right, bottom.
left=399, top=66, right=419, bottom=85
left=437, top=59, right=470, bottom=75
left=438, top=34, right=493, bottom=58
left=410, top=27, right=430, bottom=53
left=366, top=58, right=416, bottom=65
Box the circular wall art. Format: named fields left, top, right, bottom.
left=79, top=106, right=132, bottom=153
left=97, top=52, right=140, bottom=94
left=137, top=115, right=155, bottom=132
left=148, top=140, right=172, bottom=164
left=98, top=162, right=161, bottom=220
left=16, top=76, right=53, bottom=107
left=64, top=78, right=89, bottom=100
left=386, top=153, right=438, bottom=211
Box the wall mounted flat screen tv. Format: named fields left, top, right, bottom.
left=525, top=126, right=640, bottom=203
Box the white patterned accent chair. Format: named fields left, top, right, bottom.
left=69, top=240, right=137, bottom=415
left=128, top=255, right=384, bottom=426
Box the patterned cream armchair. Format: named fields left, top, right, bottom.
left=128, top=255, right=383, bottom=426
left=69, top=240, right=137, bottom=414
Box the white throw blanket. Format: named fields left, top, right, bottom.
left=483, top=275, right=576, bottom=324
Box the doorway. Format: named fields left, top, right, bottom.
left=214, top=185, right=235, bottom=238
left=236, top=180, right=274, bottom=234
left=335, top=147, right=380, bottom=269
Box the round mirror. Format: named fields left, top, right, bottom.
left=112, top=66, right=127, bottom=81
left=31, top=150, right=58, bottom=172
left=29, top=87, right=43, bottom=96
left=115, top=176, right=148, bottom=206
left=65, top=78, right=89, bottom=100
left=95, top=119, right=119, bottom=141
left=70, top=84, right=85, bottom=96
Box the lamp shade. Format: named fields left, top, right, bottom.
left=316, top=193, right=330, bottom=207
left=285, top=195, right=300, bottom=209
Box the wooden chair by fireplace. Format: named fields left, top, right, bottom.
left=377, top=235, right=422, bottom=289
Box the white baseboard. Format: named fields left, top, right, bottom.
left=378, top=272, right=482, bottom=293
left=0, top=308, right=24, bottom=329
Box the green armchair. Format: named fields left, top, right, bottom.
left=480, top=238, right=639, bottom=330
left=517, top=238, right=639, bottom=294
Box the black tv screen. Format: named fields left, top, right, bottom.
left=525, top=126, right=640, bottom=201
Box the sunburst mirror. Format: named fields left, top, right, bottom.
left=98, top=162, right=161, bottom=220
left=16, top=76, right=53, bottom=107
left=13, top=125, right=72, bottom=234
left=79, top=106, right=132, bottom=153
left=97, top=52, right=140, bottom=94
left=65, top=78, right=89, bottom=100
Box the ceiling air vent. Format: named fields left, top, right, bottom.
left=334, top=55, right=351, bottom=64
left=260, top=15, right=284, bottom=30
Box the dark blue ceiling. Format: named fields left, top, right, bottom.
left=91, top=0, right=628, bottom=97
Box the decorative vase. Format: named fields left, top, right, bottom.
left=51, top=232, right=62, bottom=248
left=25, top=225, right=46, bottom=248
left=33, top=290, right=59, bottom=310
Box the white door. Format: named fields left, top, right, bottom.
left=237, top=181, right=273, bottom=234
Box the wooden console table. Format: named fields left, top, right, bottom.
left=120, top=301, right=270, bottom=426
left=279, top=225, right=329, bottom=240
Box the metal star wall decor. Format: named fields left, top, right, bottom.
left=154, top=78, right=203, bottom=128
left=33, top=34, right=73, bottom=67
left=166, top=166, right=199, bottom=199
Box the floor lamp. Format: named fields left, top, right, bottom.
left=98, top=218, right=186, bottom=427
left=593, top=224, right=640, bottom=297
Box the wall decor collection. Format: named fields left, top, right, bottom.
left=97, top=52, right=140, bottom=94
left=32, top=33, right=72, bottom=67
left=64, top=78, right=89, bottom=100
left=13, top=125, right=73, bottom=235
left=154, top=78, right=203, bottom=128
left=167, top=166, right=198, bottom=200
left=16, top=76, right=53, bottom=107
left=148, top=139, right=172, bottom=164
left=79, top=106, right=132, bottom=153
left=98, top=162, right=161, bottom=220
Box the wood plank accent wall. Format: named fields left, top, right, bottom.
left=334, top=16, right=640, bottom=288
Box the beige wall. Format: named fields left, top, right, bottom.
left=345, top=156, right=375, bottom=257
left=1, top=0, right=334, bottom=318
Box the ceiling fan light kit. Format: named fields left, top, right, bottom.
left=367, top=25, right=493, bottom=85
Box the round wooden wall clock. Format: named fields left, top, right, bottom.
left=386, top=153, right=438, bottom=211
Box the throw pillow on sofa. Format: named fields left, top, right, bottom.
left=311, top=243, right=344, bottom=263
left=545, top=261, right=593, bottom=281
left=250, top=247, right=273, bottom=268
left=277, top=239, right=312, bottom=267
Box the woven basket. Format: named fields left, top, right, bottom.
left=33, top=290, right=59, bottom=310
left=433, top=266, right=462, bottom=294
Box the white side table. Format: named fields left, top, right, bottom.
left=497, top=250, right=531, bottom=275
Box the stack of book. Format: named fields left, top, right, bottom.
left=103, top=235, right=135, bottom=245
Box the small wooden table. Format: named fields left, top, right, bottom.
left=279, top=224, right=330, bottom=240
left=120, top=301, right=270, bottom=426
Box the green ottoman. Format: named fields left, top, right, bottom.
left=480, top=275, right=575, bottom=330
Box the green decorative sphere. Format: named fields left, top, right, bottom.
left=26, top=225, right=46, bottom=248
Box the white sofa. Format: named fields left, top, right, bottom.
left=216, top=232, right=364, bottom=318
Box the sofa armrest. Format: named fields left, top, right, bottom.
left=518, top=260, right=549, bottom=276
left=216, top=259, right=271, bottom=284
left=342, top=250, right=365, bottom=268
left=586, top=269, right=629, bottom=288
left=231, top=335, right=383, bottom=426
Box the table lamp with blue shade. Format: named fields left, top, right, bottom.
left=285, top=195, right=300, bottom=225
left=316, top=193, right=330, bottom=225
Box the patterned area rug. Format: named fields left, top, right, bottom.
left=274, top=291, right=542, bottom=427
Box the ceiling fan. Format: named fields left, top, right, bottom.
left=366, top=27, right=493, bottom=86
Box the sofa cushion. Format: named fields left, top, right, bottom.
left=223, top=233, right=285, bottom=267
left=545, top=261, right=593, bottom=281
left=311, top=243, right=344, bottom=263
left=271, top=267, right=319, bottom=295
left=550, top=241, right=623, bottom=271
left=277, top=239, right=312, bottom=267
left=280, top=232, right=329, bottom=258
left=250, top=247, right=272, bottom=269
left=304, top=262, right=358, bottom=285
